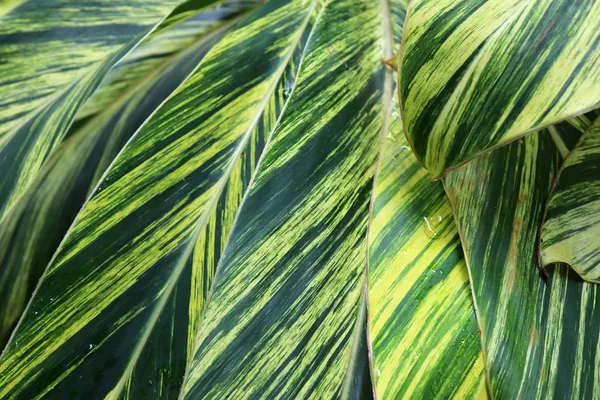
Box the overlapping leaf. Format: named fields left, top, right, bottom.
left=74, top=0, right=257, bottom=127
left=369, top=104, right=486, bottom=399
left=0, top=2, right=250, bottom=349
left=181, top=0, right=389, bottom=395
left=150, top=0, right=254, bottom=37
left=0, top=0, right=315, bottom=397
left=400, top=0, right=600, bottom=177
left=0, top=0, right=398, bottom=397
left=370, top=3, right=486, bottom=398
left=541, top=120, right=600, bottom=283
left=0, top=0, right=178, bottom=138
left=445, top=135, right=600, bottom=398
left=0, top=0, right=181, bottom=220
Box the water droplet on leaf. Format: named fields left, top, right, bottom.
left=423, top=215, right=444, bottom=239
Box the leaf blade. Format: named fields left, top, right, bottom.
left=181, top=0, right=390, bottom=396
left=369, top=106, right=486, bottom=399
left=0, top=3, right=246, bottom=351
left=541, top=122, right=600, bottom=283
left=400, top=0, right=600, bottom=177
left=0, top=0, right=183, bottom=220
left=0, top=0, right=177, bottom=138
left=444, top=134, right=600, bottom=398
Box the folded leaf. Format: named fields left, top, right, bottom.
left=541, top=121, right=600, bottom=283
left=444, top=134, right=600, bottom=398
left=0, top=5, right=246, bottom=349
left=400, top=0, right=600, bottom=177
left=0, top=0, right=315, bottom=397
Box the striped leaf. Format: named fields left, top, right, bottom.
left=0, top=4, right=247, bottom=349
left=0, top=0, right=181, bottom=220
left=181, top=0, right=389, bottom=395
left=0, top=0, right=318, bottom=397
left=0, top=0, right=178, bottom=138
left=444, top=134, right=600, bottom=398
left=74, top=0, right=256, bottom=127
left=369, top=103, right=486, bottom=399
left=400, top=0, right=600, bottom=177
left=541, top=120, right=600, bottom=283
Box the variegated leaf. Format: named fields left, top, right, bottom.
left=0, top=2, right=249, bottom=349
left=181, top=0, right=390, bottom=396
left=445, top=134, right=600, bottom=399
left=0, top=0, right=182, bottom=220
left=400, top=0, right=600, bottom=177
left=541, top=120, right=600, bottom=283
left=369, top=104, right=486, bottom=399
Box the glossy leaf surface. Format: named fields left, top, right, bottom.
left=182, top=0, right=389, bottom=396
left=0, top=0, right=181, bottom=220
left=400, top=0, right=600, bottom=177
left=0, top=3, right=247, bottom=349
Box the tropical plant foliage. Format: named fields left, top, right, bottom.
left=0, top=0, right=599, bottom=399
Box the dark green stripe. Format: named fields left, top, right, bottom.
left=182, top=0, right=387, bottom=396
left=0, top=4, right=249, bottom=351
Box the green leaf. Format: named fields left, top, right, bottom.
left=541, top=120, right=600, bottom=283
left=369, top=104, right=486, bottom=399
left=0, top=0, right=178, bottom=138
left=400, top=0, right=600, bottom=177
left=444, top=134, right=600, bottom=398
left=0, top=3, right=247, bottom=349
left=73, top=0, right=255, bottom=127
left=0, top=0, right=181, bottom=220
left=390, top=0, right=407, bottom=48
left=181, top=0, right=389, bottom=395
left=343, top=291, right=373, bottom=400
left=0, top=0, right=317, bottom=397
